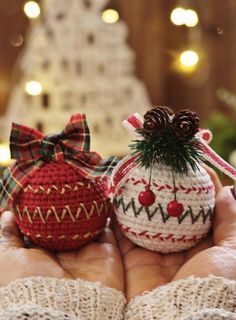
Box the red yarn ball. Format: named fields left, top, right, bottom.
left=167, top=200, right=184, bottom=217
left=13, top=162, right=111, bottom=251
left=138, top=187, right=156, bottom=207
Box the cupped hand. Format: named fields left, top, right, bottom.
left=0, top=212, right=124, bottom=292
left=116, top=169, right=236, bottom=300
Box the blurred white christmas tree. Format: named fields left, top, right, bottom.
left=1, top=0, right=150, bottom=157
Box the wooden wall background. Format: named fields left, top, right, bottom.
left=0, top=0, right=235, bottom=120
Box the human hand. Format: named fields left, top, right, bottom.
left=115, top=169, right=236, bottom=300
left=0, top=212, right=124, bottom=292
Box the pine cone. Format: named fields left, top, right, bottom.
left=143, top=106, right=172, bottom=137
left=172, top=109, right=199, bottom=140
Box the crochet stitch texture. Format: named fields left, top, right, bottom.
left=14, top=162, right=112, bottom=250
left=114, top=163, right=215, bottom=253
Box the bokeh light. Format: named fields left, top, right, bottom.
left=0, top=144, right=12, bottom=167
left=170, top=7, right=199, bottom=27
left=170, top=7, right=186, bottom=26
left=184, top=9, right=199, bottom=27
left=102, top=9, right=119, bottom=24
left=25, top=81, right=42, bottom=95
left=24, top=1, right=41, bottom=19
left=177, top=50, right=200, bottom=72
left=180, top=50, right=199, bottom=67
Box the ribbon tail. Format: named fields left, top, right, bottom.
left=65, top=155, right=119, bottom=180
left=199, top=139, right=236, bottom=181
left=196, top=128, right=213, bottom=144
left=0, top=159, right=45, bottom=211
left=10, top=122, right=45, bottom=161
left=109, top=154, right=139, bottom=198
left=0, top=167, right=16, bottom=211
left=122, top=113, right=143, bottom=138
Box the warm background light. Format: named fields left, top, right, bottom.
left=184, top=9, right=199, bottom=27
left=170, top=7, right=186, bottom=26
left=25, top=81, right=42, bottom=95
left=176, top=50, right=200, bottom=73
left=180, top=50, right=199, bottom=67
left=170, top=7, right=199, bottom=27
left=0, top=144, right=12, bottom=167
left=24, top=1, right=41, bottom=19
left=102, top=9, right=119, bottom=24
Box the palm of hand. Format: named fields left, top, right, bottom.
left=57, top=235, right=124, bottom=291
left=118, top=234, right=210, bottom=300
left=0, top=215, right=124, bottom=292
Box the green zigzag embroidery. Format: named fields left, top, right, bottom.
left=114, top=196, right=214, bottom=225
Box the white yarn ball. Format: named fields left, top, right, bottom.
left=114, top=163, right=215, bottom=253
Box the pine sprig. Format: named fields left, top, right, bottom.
left=130, top=127, right=205, bottom=174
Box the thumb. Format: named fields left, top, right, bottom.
left=0, top=211, right=24, bottom=248
left=213, top=186, right=236, bottom=248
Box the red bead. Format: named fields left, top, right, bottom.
left=138, top=187, right=156, bottom=206
left=167, top=200, right=184, bottom=217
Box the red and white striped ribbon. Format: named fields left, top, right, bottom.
left=122, top=113, right=143, bottom=138
left=196, top=131, right=236, bottom=180
left=110, top=113, right=236, bottom=195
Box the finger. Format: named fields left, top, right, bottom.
left=0, top=211, right=24, bottom=248
left=114, top=227, right=136, bottom=256
left=213, top=186, right=236, bottom=248
left=202, top=164, right=222, bottom=194
left=184, top=235, right=213, bottom=262
left=110, top=216, right=136, bottom=256
left=97, top=228, right=118, bottom=247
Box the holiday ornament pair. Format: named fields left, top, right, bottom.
left=0, top=107, right=236, bottom=253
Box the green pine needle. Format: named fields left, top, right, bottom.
left=130, top=128, right=205, bottom=174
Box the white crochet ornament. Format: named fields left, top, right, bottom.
left=111, top=107, right=236, bottom=253
left=113, top=161, right=215, bottom=253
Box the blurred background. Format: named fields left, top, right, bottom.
left=0, top=0, right=235, bottom=176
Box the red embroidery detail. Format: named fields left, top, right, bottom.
left=126, top=178, right=213, bottom=194
left=119, top=223, right=205, bottom=243
left=117, top=188, right=123, bottom=195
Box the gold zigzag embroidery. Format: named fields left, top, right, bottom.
left=25, top=228, right=103, bottom=240
left=15, top=201, right=111, bottom=224
left=23, top=181, right=93, bottom=195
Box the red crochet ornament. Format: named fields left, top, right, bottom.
left=0, top=114, right=117, bottom=251
left=14, top=163, right=111, bottom=250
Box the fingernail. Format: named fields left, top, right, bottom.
left=230, top=186, right=236, bottom=200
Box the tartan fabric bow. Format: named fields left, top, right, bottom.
left=0, top=114, right=118, bottom=210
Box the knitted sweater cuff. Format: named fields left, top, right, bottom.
left=125, top=275, right=236, bottom=320
left=0, top=277, right=126, bottom=320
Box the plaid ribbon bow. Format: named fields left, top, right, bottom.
left=0, top=114, right=118, bottom=210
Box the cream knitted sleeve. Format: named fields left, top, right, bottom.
left=0, top=277, right=126, bottom=320
left=125, top=275, right=236, bottom=320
